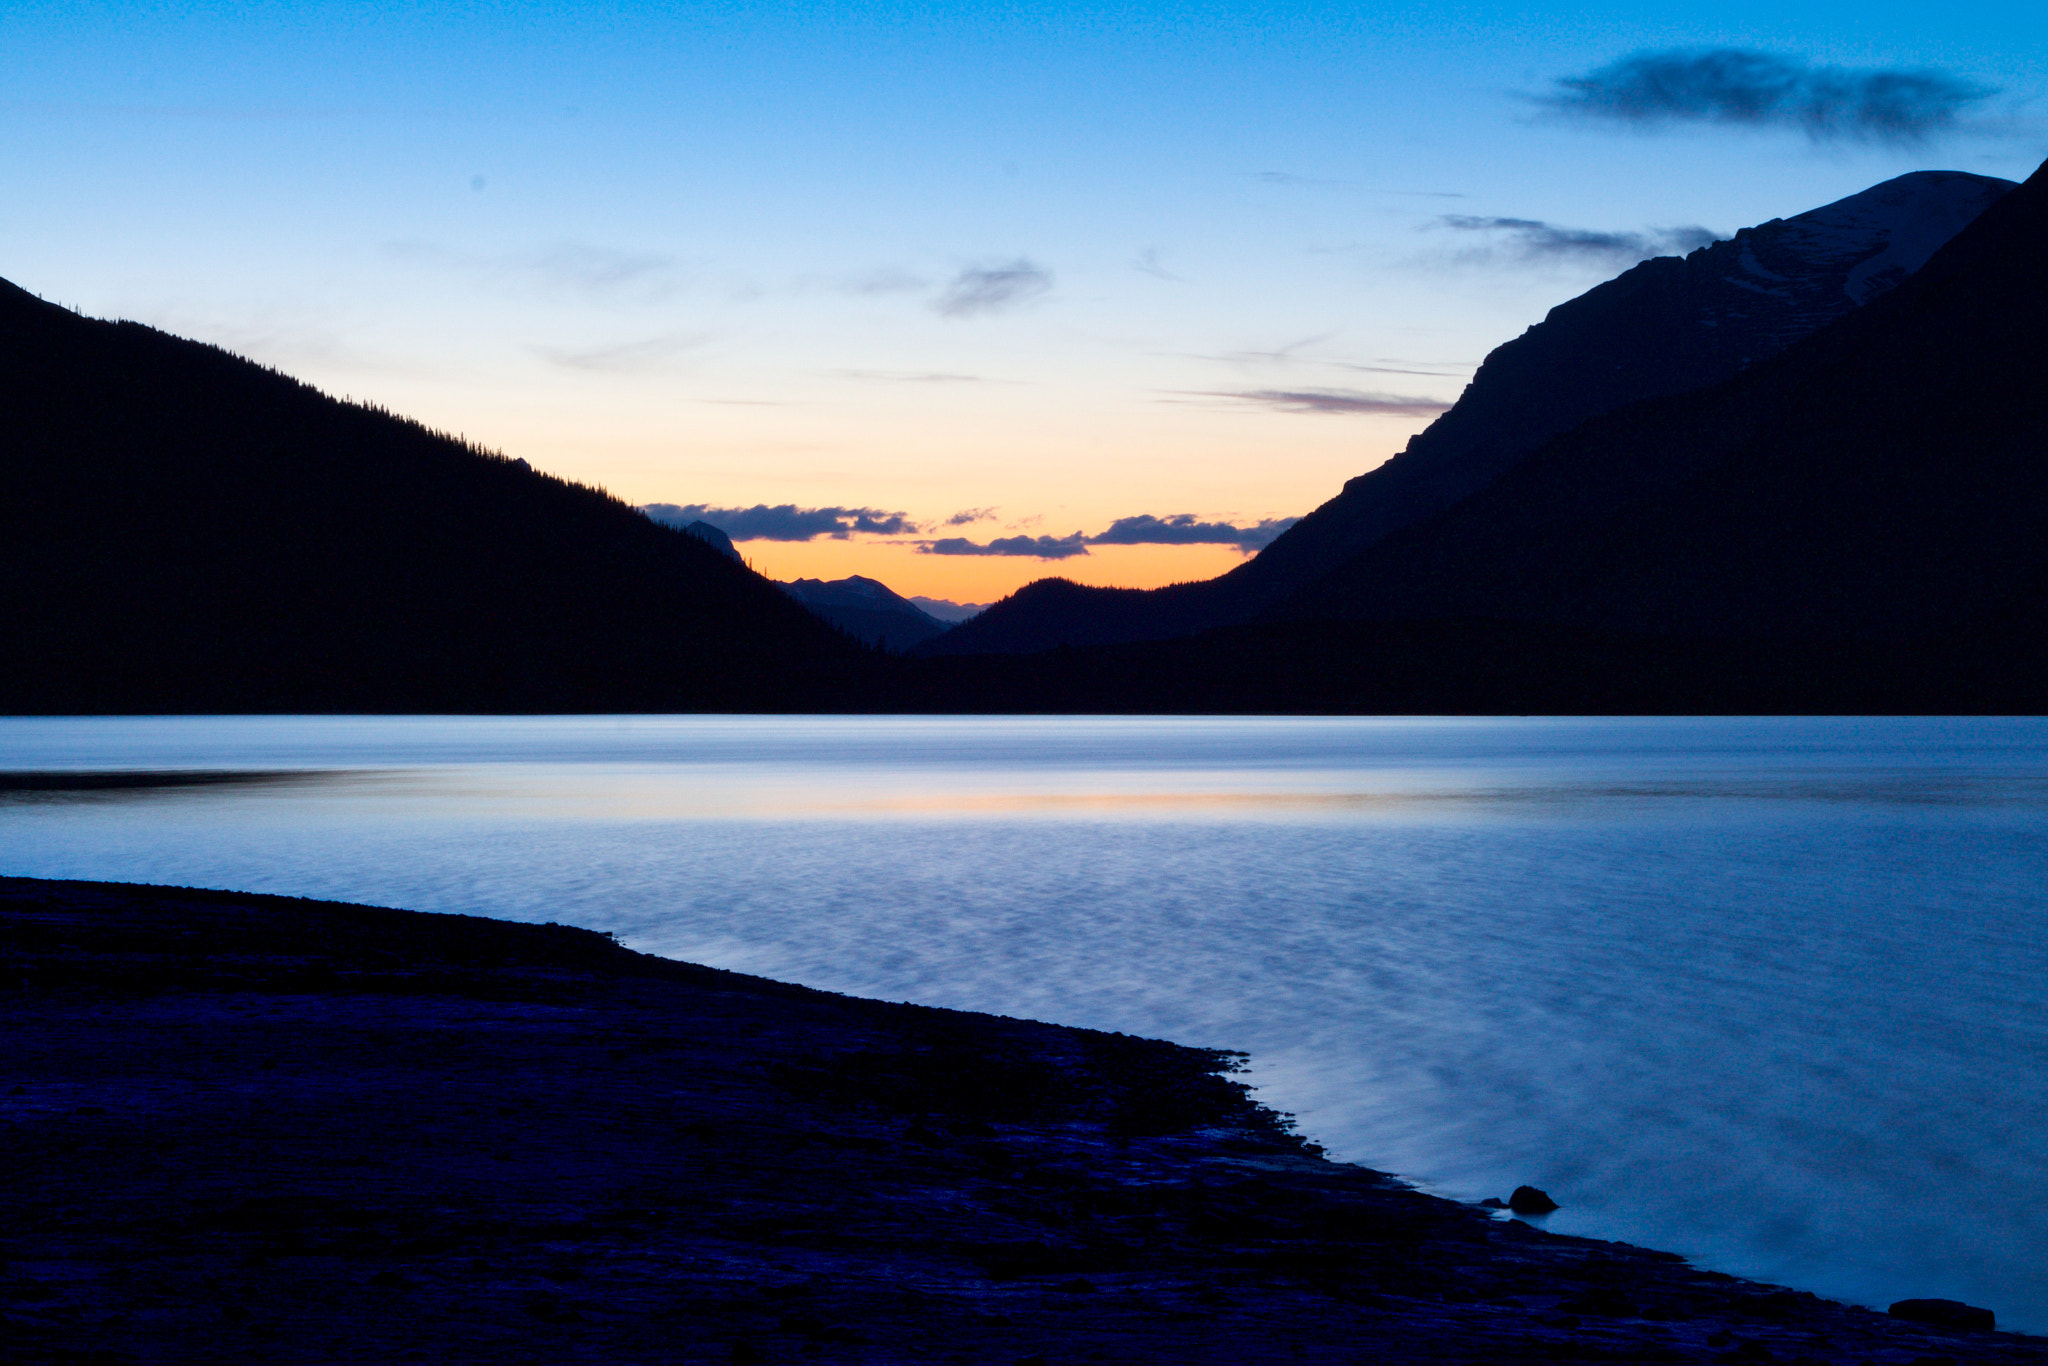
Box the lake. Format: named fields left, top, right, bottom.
left=4, top=714, right=2045, bottom=1329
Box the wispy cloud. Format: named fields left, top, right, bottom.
left=1534, top=49, right=1996, bottom=145
left=945, top=507, right=998, bottom=526
left=533, top=332, right=712, bottom=373
left=1205, top=332, right=1340, bottom=368
left=934, top=259, right=1053, bottom=317
left=642, top=503, right=918, bottom=541
left=1434, top=215, right=1721, bottom=268
left=527, top=243, right=681, bottom=302
left=920, top=533, right=1091, bottom=559
left=380, top=239, right=685, bottom=305
left=1133, top=248, right=1182, bottom=281
left=1209, top=388, right=1453, bottom=417
left=1337, top=360, right=1474, bottom=378
left=1090, top=513, right=1300, bottom=554
left=835, top=369, right=993, bottom=384
left=839, top=267, right=931, bottom=295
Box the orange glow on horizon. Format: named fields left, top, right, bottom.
left=735, top=538, right=1254, bottom=605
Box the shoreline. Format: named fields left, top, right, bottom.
left=3, top=875, right=2038, bottom=1364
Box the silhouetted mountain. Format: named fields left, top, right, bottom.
left=908, top=595, right=987, bottom=624
left=681, top=519, right=744, bottom=563
left=1272, top=157, right=2048, bottom=668
left=0, top=280, right=867, bottom=712
left=780, top=576, right=950, bottom=652
left=922, top=170, right=2014, bottom=658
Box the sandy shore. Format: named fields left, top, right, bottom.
left=2, top=875, right=2038, bottom=1364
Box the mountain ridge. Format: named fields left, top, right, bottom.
left=1276, top=156, right=2048, bottom=649
left=921, top=169, right=2016, bottom=657
left=0, top=280, right=866, bottom=713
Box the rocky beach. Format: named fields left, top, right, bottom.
left=2, top=875, right=2037, bottom=1365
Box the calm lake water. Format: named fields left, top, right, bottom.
left=4, top=714, right=2046, bottom=1329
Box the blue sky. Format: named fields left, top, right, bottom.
left=5, top=0, right=2042, bottom=599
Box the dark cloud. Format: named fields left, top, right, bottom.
left=1089, top=514, right=1301, bottom=554
left=1535, top=49, right=1995, bottom=145
left=1436, top=215, right=1721, bottom=267
left=1219, top=389, right=1453, bottom=417
left=1236, top=518, right=1300, bottom=551
left=945, top=507, right=998, bottom=526
left=921, top=533, right=1091, bottom=559
left=642, top=503, right=918, bottom=541
left=917, top=514, right=1305, bottom=559
left=934, top=259, right=1053, bottom=317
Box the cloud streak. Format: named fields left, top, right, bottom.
left=934, top=259, right=1053, bottom=317
left=839, top=267, right=930, bottom=295
left=1535, top=49, right=1996, bottom=145
left=533, top=332, right=712, bottom=373
left=642, top=503, right=918, bottom=541
left=1213, top=388, right=1453, bottom=417
left=381, top=239, right=687, bottom=305
left=527, top=243, right=680, bottom=300
left=1435, top=216, right=1720, bottom=268
left=835, top=369, right=993, bottom=385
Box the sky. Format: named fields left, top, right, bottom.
left=4, top=1, right=2043, bottom=603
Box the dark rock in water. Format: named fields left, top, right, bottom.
left=1477, top=1197, right=1507, bottom=1209
left=1508, top=1185, right=1559, bottom=1214
left=1889, top=1298, right=1996, bottom=1331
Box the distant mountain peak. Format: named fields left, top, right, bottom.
left=779, top=575, right=949, bottom=652
left=908, top=595, right=987, bottom=623
left=787, top=575, right=896, bottom=603
left=1765, top=170, right=2017, bottom=306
